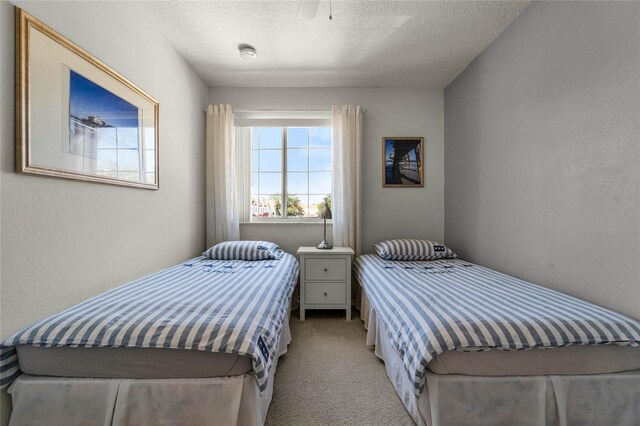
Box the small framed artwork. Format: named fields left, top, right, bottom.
left=382, top=137, right=424, bottom=187
left=15, top=7, right=159, bottom=189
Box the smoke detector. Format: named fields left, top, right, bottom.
left=239, top=44, right=257, bottom=60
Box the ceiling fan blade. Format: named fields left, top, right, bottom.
left=297, top=0, right=320, bottom=20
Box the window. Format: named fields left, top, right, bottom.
left=250, top=127, right=331, bottom=220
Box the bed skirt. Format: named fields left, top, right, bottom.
left=7, top=319, right=292, bottom=426
left=360, top=288, right=640, bottom=426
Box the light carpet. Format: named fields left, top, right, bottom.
left=265, top=310, right=414, bottom=425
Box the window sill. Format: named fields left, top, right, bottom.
left=241, top=220, right=332, bottom=225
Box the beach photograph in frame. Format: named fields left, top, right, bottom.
left=383, top=137, right=424, bottom=187
left=15, top=7, right=159, bottom=189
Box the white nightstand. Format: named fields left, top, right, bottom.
left=298, top=246, right=354, bottom=321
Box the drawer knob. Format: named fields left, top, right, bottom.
left=324, top=292, right=328, bottom=296
left=324, top=268, right=328, bottom=272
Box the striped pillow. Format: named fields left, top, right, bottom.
left=373, top=239, right=457, bottom=261
left=203, top=241, right=284, bottom=261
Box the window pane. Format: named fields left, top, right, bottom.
left=252, top=149, right=259, bottom=171
left=287, top=128, right=308, bottom=148
left=248, top=126, right=332, bottom=221
left=145, top=173, right=156, bottom=184
left=287, top=194, right=307, bottom=218
left=252, top=195, right=280, bottom=218
left=309, top=172, right=331, bottom=194
left=259, top=172, right=282, bottom=193
left=287, top=149, right=308, bottom=172
left=259, top=128, right=282, bottom=149
left=117, top=149, right=140, bottom=172
left=310, top=127, right=331, bottom=148
left=287, top=172, right=308, bottom=194
left=309, top=149, right=331, bottom=171
left=258, top=150, right=282, bottom=172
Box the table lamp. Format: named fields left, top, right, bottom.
left=316, top=200, right=333, bottom=249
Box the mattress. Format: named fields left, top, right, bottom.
left=2, top=254, right=300, bottom=392
left=8, top=316, right=293, bottom=426
left=367, top=304, right=640, bottom=426
left=354, top=261, right=640, bottom=388
left=428, top=344, right=640, bottom=375
left=16, top=345, right=253, bottom=379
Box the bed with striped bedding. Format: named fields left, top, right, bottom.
left=0, top=253, right=299, bottom=392
left=353, top=254, right=640, bottom=396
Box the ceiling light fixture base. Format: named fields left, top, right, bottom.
left=238, top=44, right=257, bottom=60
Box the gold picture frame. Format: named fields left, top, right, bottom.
left=382, top=137, right=424, bottom=187
left=15, top=7, right=160, bottom=189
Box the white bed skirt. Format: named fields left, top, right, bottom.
left=360, top=289, right=640, bottom=426
left=7, top=320, right=292, bottom=426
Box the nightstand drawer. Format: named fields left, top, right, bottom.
left=305, top=258, right=347, bottom=281
left=305, top=282, right=346, bottom=305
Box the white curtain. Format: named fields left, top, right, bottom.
left=331, top=105, right=363, bottom=255
left=235, top=127, right=253, bottom=224
left=206, top=104, right=239, bottom=247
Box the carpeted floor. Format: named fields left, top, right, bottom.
left=265, top=310, right=414, bottom=426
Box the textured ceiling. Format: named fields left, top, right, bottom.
left=143, top=1, right=530, bottom=89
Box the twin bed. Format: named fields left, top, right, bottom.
left=354, top=241, right=640, bottom=426
left=1, top=242, right=299, bottom=425
left=2, top=238, right=640, bottom=425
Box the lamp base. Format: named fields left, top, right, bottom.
left=316, top=240, right=333, bottom=250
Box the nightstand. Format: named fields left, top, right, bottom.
left=297, top=246, right=354, bottom=321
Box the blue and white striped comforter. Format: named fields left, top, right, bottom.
left=354, top=255, right=640, bottom=396
left=1, top=254, right=299, bottom=391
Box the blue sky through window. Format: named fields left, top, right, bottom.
left=287, top=149, right=308, bottom=171
left=258, top=150, right=282, bottom=171
left=288, top=128, right=308, bottom=148
left=257, top=127, right=281, bottom=149
left=252, top=127, right=331, bottom=218
left=309, top=149, right=331, bottom=171
left=310, top=128, right=331, bottom=148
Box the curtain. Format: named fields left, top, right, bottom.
left=331, top=105, right=363, bottom=255
left=206, top=104, right=239, bottom=247
left=235, top=127, right=253, bottom=224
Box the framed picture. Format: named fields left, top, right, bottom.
left=15, top=7, right=159, bottom=189
left=382, top=137, right=424, bottom=187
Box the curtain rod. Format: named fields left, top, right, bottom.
left=234, top=108, right=329, bottom=113
left=203, top=107, right=367, bottom=114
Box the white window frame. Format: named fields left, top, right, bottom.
left=234, top=110, right=332, bottom=224
left=244, top=125, right=332, bottom=223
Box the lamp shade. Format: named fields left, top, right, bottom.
left=318, top=205, right=332, bottom=220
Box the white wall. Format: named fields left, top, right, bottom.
left=444, top=1, right=640, bottom=319
left=209, top=88, right=445, bottom=255
left=0, top=1, right=208, bottom=422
